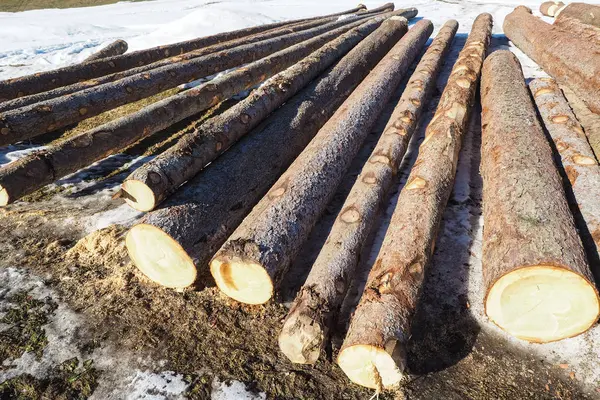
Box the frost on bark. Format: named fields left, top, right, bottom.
left=560, top=84, right=600, bottom=160
left=540, top=1, right=565, bottom=17
left=553, top=15, right=600, bottom=47
left=556, top=2, right=600, bottom=28
left=83, top=40, right=128, bottom=62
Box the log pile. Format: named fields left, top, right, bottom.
left=540, top=1, right=565, bottom=16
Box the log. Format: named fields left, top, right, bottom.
left=278, top=20, right=458, bottom=366
left=480, top=51, right=599, bottom=343
left=0, top=14, right=380, bottom=146
left=0, top=15, right=400, bottom=206
left=560, top=84, right=600, bottom=159
left=540, top=1, right=565, bottom=17
left=556, top=2, right=600, bottom=28
left=121, top=11, right=416, bottom=212
left=503, top=6, right=600, bottom=114
left=209, top=19, right=433, bottom=305
left=83, top=40, right=129, bottom=62
left=124, top=16, right=408, bottom=289
left=337, top=13, right=492, bottom=390
left=553, top=15, right=600, bottom=46
left=0, top=5, right=371, bottom=101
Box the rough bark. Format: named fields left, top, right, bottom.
left=0, top=5, right=371, bottom=101
left=278, top=20, right=458, bottom=365
left=556, top=2, right=600, bottom=27
left=83, top=40, right=128, bottom=62
left=503, top=6, right=600, bottom=114
left=0, top=14, right=377, bottom=146
left=480, top=51, right=599, bottom=343
left=337, top=14, right=492, bottom=390
left=124, top=16, right=408, bottom=289
left=560, top=84, right=600, bottom=159
left=121, top=12, right=414, bottom=212
left=540, top=1, right=565, bottom=17
left=209, top=19, right=433, bottom=305
left=553, top=15, right=600, bottom=47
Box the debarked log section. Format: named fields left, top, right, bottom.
left=278, top=19, right=458, bottom=366
left=481, top=51, right=599, bottom=343
left=337, top=13, right=492, bottom=391
left=124, top=16, right=409, bottom=289
left=540, top=1, right=565, bottom=17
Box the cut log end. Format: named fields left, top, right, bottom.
left=278, top=311, right=324, bottom=364
left=126, top=223, right=197, bottom=288
left=210, top=256, right=273, bottom=305
left=122, top=180, right=157, bottom=212
left=486, top=265, right=600, bottom=343
left=337, top=345, right=404, bottom=389
left=0, top=186, right=9, bottom=206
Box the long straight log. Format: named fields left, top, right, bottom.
left=553, top=15, right=600, bottom=46
left=560, top=84, right=600, bottom=159
left=121, top=10, right=416, bottom=212
left=556, top=2, right=600, bottom=28
left=0, top=14, right=382, bottom=146
left=124, top=17, right=408, bottom=289
left=0, top=4, right=371, bottom=101
left=480, top=51, right=599, bottom=343
left=0, top=15, right=399, bottom=206
left=209, top=20, right=433, bottom=306
left=337, top=14, right=492, bottom=390
left=83, top=40, right=128, bottom=62
left=278, top=20, right=459, bottom=366
left=540, top=1, right=565, bottom=17
left=503, top=6, right=600, bottom=114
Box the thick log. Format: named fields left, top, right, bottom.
left=0, top=5, right=371, bottom=101
left=278, top=20, right=458, bottom=366
left=480, top=51, right=599, bottom=343
left=540, top=1, right=565, bottom=17
left=337, top=14, right=492, bottom=390
left=0, top=14, right=380, bottom=146
left=124, top=16, right=408, bottom=289
left=121, top=11, right=416, bottom=212
left=209, top=19, right=433, bottom=306
left=503, top=6, right=600, bottom=114
left=556, top=2, right=600, bottom=27
left=560, top=84, right=600, bottom=159
left=83, top=40, right=129, bottom=62
left=0, top=15, right=399, bottom=206
left=554, top=15, right=600, bottom=46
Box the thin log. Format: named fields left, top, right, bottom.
left=0, top=14, right=380, bottom=146
left=121, top=11, right=416, bottom=212
left=337, top=14, right=492, bottom=390
left=0, top=5, right=372, bottom=101
left=553, top=15, right=600, bottom=46
left=83, top=40, right=128, bottom=62
left=556, top=2, right=600, bottom=28
left=480, top=51, right=599, bottom=343
left=0, top=14, right=400, bottom=206
left=560, top=84, right=600, bottom=159
left=503, top=6, right=600, bottom=114
left=124, top=16, right=408, bottom=289
left=540, top=1, right=565, bottom=17
left=278, top=20, right=458, bottom=366
left=209, top=19, right=433, bottom=306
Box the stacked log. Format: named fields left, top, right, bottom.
left=555, top=2, right=600, bottom=28
left=124, top=16, right=408, bottom=289
left=540, top=1, right=565, bottom=17
left=503, top=6, right=600, bottom=114
left=209, top=19, right=433, bottom=305
left=553, top=16, right=600, bottom=46
left=337, top=13, right=492, bottom=390
left=278, top=20, right=459, bottom=365
left=560, top=85, right=600, bottom=159
left=83, top=40, right=129, bottom=62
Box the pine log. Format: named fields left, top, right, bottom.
left=0, top=15, right=398, bottom=206
left=503, top=6, right=600, bottom=114
left=337, top=14, right=492, bottom=390
left=540, top=1, right=565, bottom=17
left=560, top=84, right=600, bottom=159
left=480, top=51, right=599, bottom=343
left=0, top=15, right=379, bottom=146
left=124, top=17, right=408, bottom=289
left=278, top=20, right=458, bottom=366
left=553, top=15, right=600, bottom=46
left=209, top=19, right=433, bottom=306
left=83, top=40, right=129, bottom=62
left=556, top=2, right=600, bottom=28
left=0, top=5, right=371, bottom=101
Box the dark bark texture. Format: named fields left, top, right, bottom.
left=83, top=40, right=128, bottom=62
left=560, top=84, right=600, bottom=160
left=556, top=2, right=600, bottom=28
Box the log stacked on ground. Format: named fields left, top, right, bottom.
left=209, top=19, right=433, bottom=306
left=560, top=84, right=600, bottom=159
left=503, top=6, right=600, bottom=114
left=278, top=20, right=458, bottom=365
left=540, top=1, right=565, bottom=17
left=553, top=15, right=600, bottom=46
left=555, top=2, right=600, bottom=28
left=83, top=40, right=129, bottom=62
left=125, top=17, right=409, bottom=289
left=337, top=13, right=492, bottom=390
left=481, top=51, right=599, bottom=343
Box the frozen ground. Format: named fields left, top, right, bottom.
left=1, top=0, right=600, bottom=399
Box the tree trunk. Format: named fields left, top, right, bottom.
left=209, top=19, right=433, bottom=306
left=480, top=51, right=599, bottom=343
left=556, top=2, right=600, bottom=28
left=0, top=5, right=371, bottom=101
left=124, top=16, right=407, bottom=290
left=83, top=40, right=128, bottom=62
left=560, top=84, right=600, bottom=160
left=0, top=15, right=397, bottom=206
left=121, top=12, right=414, bottom=212
left=554, top=15, right=600, bottom=46
left=540, top=1, right=565, bottom=17
left=278, top=19, right=458, bottom=366
left=0, top=14, right=380, bottom=146
left=503, top=6, right=600, bottom=114
left=337, top=14, right=492, bottom=391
